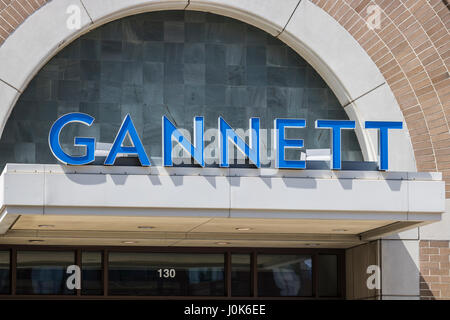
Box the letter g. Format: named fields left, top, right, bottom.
left=48, top=113, right=96, bottom=165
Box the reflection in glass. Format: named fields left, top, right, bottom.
left=0, top=251, right=10, bottom=294
left=318, top=255, right=338, bottom=297
left=108, top=253, right=225, bottom=296
left=231, top=254, right=251, bottom=296
left=16, top=251, right=75, bottom=295
left=258, top=255, right=312, bottom=297
left=82, top=251, right=103, bottom=295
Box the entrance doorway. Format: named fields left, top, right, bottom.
left=0, top=246, right=344, bottom=299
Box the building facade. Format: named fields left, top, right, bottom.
left=0, top=0, right=448, bottom=299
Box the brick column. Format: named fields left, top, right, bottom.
left=419, top=240, right=450, bottom=299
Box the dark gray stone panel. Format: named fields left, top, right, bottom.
left=0, top=10, right=362, bottom=169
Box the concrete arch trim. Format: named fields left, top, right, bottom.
left=0, top=0, right=417, bottom=171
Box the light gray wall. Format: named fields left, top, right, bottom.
left=420, top=199, right=450, bottom=240
left=345, top=241, right=380, bottom=300
left=346, top=239, right=422, bottom=300
left=381, top=239, right=420, bottom=300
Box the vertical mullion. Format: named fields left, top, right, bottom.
left=313, top=253, right=318, bottom=299
left=76, top=249, right=81, bottom=297
left=225, top=252, right=231, bottom=297
left=339, top=253, right=345, bottom=299
left=103, top=250, right=108, bottom=297
left=251, top=252, right=257, bottom=297
left=11, top=248, right=16, bottom=296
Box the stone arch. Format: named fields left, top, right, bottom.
left=0, top=0, right=424, bottom=172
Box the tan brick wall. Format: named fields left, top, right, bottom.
left=312, top=0, right=450, bottom=197
left=420, top=240, right=450, bottom=299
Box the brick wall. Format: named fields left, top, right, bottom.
left=310, top=0, right=450, bottom=198
left=420, top=240, right=450, bottom=299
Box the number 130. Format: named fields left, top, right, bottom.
left=157, top=268, right=176, bottom=278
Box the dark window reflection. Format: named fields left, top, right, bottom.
left=231, top=254, right=251, bottom=296
left=0, top=251, right=10, bottom=294
left=16, top=251, right=75, bottom=295
left=318, top=255, right=338, bottom=297
left=82, top=251, right=103, bottom=295
left=258, top=254, right=312, bottom=297
left=108, top=252, right=225, bottom=296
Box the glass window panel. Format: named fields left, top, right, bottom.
left=318, top=254, right=338, bottom=297
left=258, top=254, right=312, bottom=297
left=231, top=254, right=251, bottom=297
left=0, top=251, right=10, bottom=294
left=16, top=251, right=75, bottom=295
left=108, top=252, right=225, bottom=296
left=82, top=251, right=103, bottom=295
